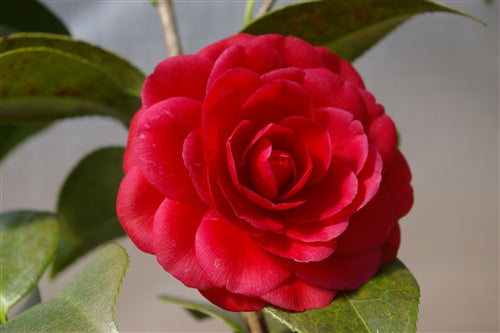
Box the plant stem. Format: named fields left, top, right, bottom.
left=256, top=0, right=277, bottom=18
left=241, top=311, right=269, bottom=333
left=156, top=0, right=181, bottom=56
left=244, top=0, right=255, bottom=25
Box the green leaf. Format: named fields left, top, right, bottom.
left=0, top=211, right=59, bottom=322
left=51, top=147, right=126, bottom=276
left=0, top=0, right=69, bottom=37
left=0, top=122, right=50, bottom=162
left=242, top=0, right=483, bottom=61
left=0, top=47, right=141, bottom=125
left=1, top=33, right=145, bottom=97
left=158, top=296, right=245, bottom=333
left=1, top=243, right=129, bottom=332
left=265, top=259, right=420, bottom=333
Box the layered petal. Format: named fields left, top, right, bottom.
left=199, top=287, right=267, bottom=312
left=135, top=97, right=202, bottom=203
left=153, top=198, right=213, bottom=289
left=116, top=167, right=164, bottom=254
left=261, top=278, right=337, bottom=311
left=195, top=211, right=293, bottom=296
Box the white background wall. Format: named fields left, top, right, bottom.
left=1, top=1, right=498, bottom=332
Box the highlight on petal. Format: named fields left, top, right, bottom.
left=183, top=129, right=212, bottom=205
left=285, top=216, right=349, bottom=243
left=261, top=278, right=337, bottom=312
left=153, top=198, right=213, bottom=289
left=136, top=97, right=202, bottom=203
left=199, top=287, right=267, bottom=312
left=195, top=211, right=293, bottom=296
left=116, top=167, right=164, bottom=254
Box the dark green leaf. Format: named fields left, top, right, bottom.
left=0, top=123, right=50, bottom=161
left=265, top=259, right=420, bottom=333
left=51, top=147, right=125, bottom=276
left=0, top=211, right=59, bottom=322
left=1, top=33, right=145, bottom=97
left=242, top=0, right=483, bottom=61
left=0, top=47, right=141, bottom=125
left=1, top=243, right=129, bottom=332
left=0, top=0, right=69, bottom=37
left=159, top=295, right=245, bottom=333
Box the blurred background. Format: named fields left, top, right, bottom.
left=1, top=0, right=498, bottom=332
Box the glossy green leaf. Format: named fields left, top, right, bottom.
left=0, top=47, right=141, bottom=125
left=0, top=0, right=69, bottom=37
left=159, top=296, right=245, bottom=333
left=1, top=33, right=145, bottom=97
left=242, top=0, right=483, bottom=61
left=0, top=211, right=59, bottom=322
left=51, top=147, right=125, bottom=276
left=1, top=243, right=129, bottom=332
left=265, top=259, right=420, bottom=333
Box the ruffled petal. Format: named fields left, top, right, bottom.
left=183, top=129, right=212, bottom=205
left=261, top=278, right=336, bottom=311
left=296, top=249, right=381, bottom=290
left=116, top=167, right=164, bottom=254
left=335, top=185, right=397, bottom=256
left=314, top=107, right=368, bottom=174
left=199, top=287, right=267, bottom=312
left=241, top=79, right=314, bottom=129
left=123, top=107, right=144, bottom=173
left=285, top=216, right=349, bottom=243
left=142, top=54, right=212, bottom=108
left=381, top=223, right=401, bottom=265
left=256, top=232, right=337, bottom=262
left=314, top=46, right=365, bottom=88
left=195, top=211, right=293, bottom=296
left=197, top=33, right=255, bottom=62
left=153, top=198, right=213, bottom=289
left=136, top=97, right=202, bottom=203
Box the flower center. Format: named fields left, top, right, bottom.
left=268, top=149, right=294, bottom=189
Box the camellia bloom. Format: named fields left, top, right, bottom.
left=117, top=33, right=413, bottom=312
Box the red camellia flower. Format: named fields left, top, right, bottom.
left=117, top=33, right=413, bottom=312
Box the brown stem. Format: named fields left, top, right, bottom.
left=241, top=311, right=269, bottom=333
left=156, top=0, right=182, bottom=56
left=256, top=0, right=277, bottom=18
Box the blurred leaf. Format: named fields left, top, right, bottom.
left=1, top=33, right=145, bottom=97
left=1, top=243, right=129, bottom=332
left=51, top=147, right=125, bottom=276
left=0, top=122, right=50, bottom=162
left=0, top=47, right=141, bottom=125
left=159, top=296, right=245, bottom=333
left=242, top=0, right=484, bottom=61
left=265, top=259, right=420, bottom=333
left=0, top=211, right=59, bottom=322
left=0, top=0, right=69, bottom=37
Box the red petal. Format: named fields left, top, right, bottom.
left=256, top=232, right=337, bottom=262
left=153, top=198, right=213, bottom=289
left=183, top=129, right=212, bottom=205
left=281, top=35, right=325, bottom=68
left=280, top=116, right=332, bottom=185
left=285, top=217, right=349, bottom=243
left=261, top=67, right=305, bottom=84
left=296, top=249, right=381, bottom=290
left=136, top=97, right=202, bottom=203
left=116, top=167, right=164, bottom=254
left=381, top=223, right=401, bottom=265
left=199, top=288, right=267, bottom=312
left=195, top=211, right=293, bottom=296
left=383, top=150, right=414, bottom=218
left=368, top=114, right=398, bottom=168
left=335, top=185, right=397, bottom=256
left=315, top=46, right=365, bottom=88
left=142, top=54, right=212, bottom=108
left=261, top=278, right=337, bottom=311
left=197, top=33, right=255, bottom=61
left=315, top=107, right=368, bottom=174
left=285, top=158, right=358, bottom=224
left=241, top=79, right=314, bottom=129
left=123, top=108, right=144, bottom=173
